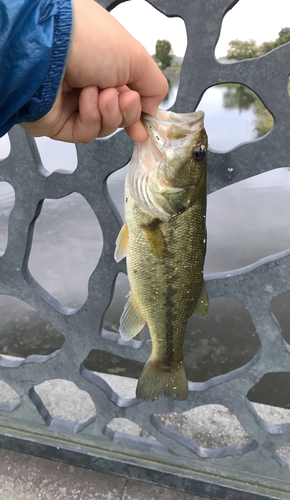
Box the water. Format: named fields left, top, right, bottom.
left=199, top=84, right=272, bottom=151
left=107, top=82, right=289, bottom=276
left=0, top=83, right=289, bottom=407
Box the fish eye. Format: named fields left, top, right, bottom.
left=193, top=146, right=206, bottom=162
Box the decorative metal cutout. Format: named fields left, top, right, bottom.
left=0, top=0, right=290, bottom=498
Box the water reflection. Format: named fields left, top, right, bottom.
left=108, top=165, right=290, bottom=275
left=220, top=84, right=273, bottom=139
left=160, top=77, right=180, bottom=110
left=161, top=78, right=273, bottom=150
left=206, top=168, right=290, bottom=273
left=198, top=83, right=273, bottom=151
left=28, top=194, right=103, bottom=309
left=222, top=84, right=256, bottom=110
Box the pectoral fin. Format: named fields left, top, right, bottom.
left=119, top=295, right=146, bottom=340
left=114, top=223, right=128, bottom=262
left=188, top=281, right=209, bottom=317
left=140, top=220, right=167, bottom=259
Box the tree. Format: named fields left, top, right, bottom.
left=155, top=39, right=173, bottom=70
left=226, top=27, right=290, bottom=60
left=259, top=40, right=276, bottom=56
left=260, top=28, right=290, bottom=55
left=226, top=39, right=260, bottom=60
left=276, top=27, right=290, bottom=46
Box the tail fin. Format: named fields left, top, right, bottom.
left=136, top=358, right=188, bottom=402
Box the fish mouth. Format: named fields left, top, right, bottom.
left=141, top=109, right=205, bottom=143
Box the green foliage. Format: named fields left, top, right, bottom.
left=224, top=27, right=290, bottom=136
left=226, top=40, right=260, bottom=60
left=226, top=27, right=290, bottom=60
left=155, top=39, right=173, bottom=70
left=259, top=40, right=276, bottom=55
left=277, top=27, right=290, bottom=45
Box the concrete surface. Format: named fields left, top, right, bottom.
left=2, top=371, right=290, bottom=451
left=32, top=373, right=290, bottom=453
left=2, top=371, right=290, bottom=500
left=0, top=448, right=207, bottom=500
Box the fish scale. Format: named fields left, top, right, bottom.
left=115, top=108, right=208, bottom=401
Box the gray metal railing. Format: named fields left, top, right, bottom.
left=0, top=0, right=290, bottom=498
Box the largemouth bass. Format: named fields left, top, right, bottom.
left=115, top=108, right=208, bottom=401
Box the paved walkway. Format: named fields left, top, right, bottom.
left=0, top=448, right=208, bottom=500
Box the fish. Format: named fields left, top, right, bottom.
left=114, top=108, right=208, bottom=401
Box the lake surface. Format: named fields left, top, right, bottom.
left=0, top=83, right=289, bottom=407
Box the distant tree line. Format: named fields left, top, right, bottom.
left=226, top=27, right=290, bottom=60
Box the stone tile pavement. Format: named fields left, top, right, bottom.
left=0, top=448, right=208, bottom=500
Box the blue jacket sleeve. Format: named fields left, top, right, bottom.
left=0, top=0, right=73, bottom=137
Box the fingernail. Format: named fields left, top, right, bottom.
left=125, top=96, right=140, bottom=118
left=107, top=95, right=119, bottom=115
left=90, top=86, right=99, bottom=105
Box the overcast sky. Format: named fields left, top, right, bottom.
left=112, top=0, right=290, bottom=58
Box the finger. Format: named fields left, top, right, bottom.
left=97, top=87, right=125, bottom=137
left=116, top=87, right=153, bottom=141
left=119, top=89, right=148, bottom=142
left=70, top=86, right=102, bottom=142
left=50, top=86, right=102, bottom=143
left=118, top=89, right=141, bottom=126
left=127, top=43, right=169, bottom=117
left=124, top=121, right=149, bottom=142
left=98, top=87, right=145, bottom=140
left=21, top=88, right=79, bottom=139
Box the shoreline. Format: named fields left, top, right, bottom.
left=161, top=66, right=181, bottom=78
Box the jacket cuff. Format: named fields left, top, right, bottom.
left=24, top=0, right=73, bottom=122
left=0, top=0, right=73, bottom=137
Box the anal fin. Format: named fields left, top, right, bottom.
left=119, top=295, right=146, bottom=340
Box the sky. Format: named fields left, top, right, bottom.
left=111, top=0, right=290, bottom=58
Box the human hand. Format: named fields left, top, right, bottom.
left=21, top=0, right=168, bottom=143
